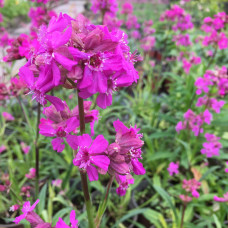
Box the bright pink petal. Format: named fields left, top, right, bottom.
left=91, top=155, right=110, bottom=171
left=45, top=95, right=65, bottom=111
left=51, top=138, right=65, bottom=153
left=87, top=165, right=98, bottom=181
left=90, top=135, right=109, bottom=154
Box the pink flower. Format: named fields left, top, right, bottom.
left=70, top=134, right=110, bottom=181
left=0, top=184, right=6, bottom=192
left=182, top=179, right=201, bottom=198
left=91, top=0, right=118, bottom=17
left=182, top=59, right=192, bottom=74
left=201, top=133, right=222, bottom=157
left=126, top=15, right=140, bottom=30
left=14, top=199, right=40, bottom=224
left=175, top=121, right=186, bottom=133
left=167, top=162, right=179, bottom=176
left=9, top=77, right=28, bottom=97
left=108, top=120, right=145, bottom=177
left=0, top=145, right=6, bottom=154
left=178, top=109, right=211, bottom=136
left=20, top=142, right=31, bottom=154
left=214, top=192, right=228, bottom=202
left=20, top=186, right=31, bottom=198
left=52, top=179, right=62, bottom=187
left=56, top=210, right=78, bottom=228
left=2, top=112, right=14, bottom=121
left=116, top=174, right=134, bottom=196
left=0, top=83, right=9, bottom=100
left=140, top=36, right=156, bottom=51
left=194, top=77, right=213, bottom=95
left=39, top=101, right=98, bottom=153
left=25, top=168, right=36, bottom=179
left=131, top=30, right=141, bottom=40
left=9, top=204, right=20, bottom=212
left=179, top=194, right=192, bottom=202
left=121, top=2, right=133, bottom=15
left=173, top=34, right=191, bottom=46
left=218, top=32, right=228, bottom=49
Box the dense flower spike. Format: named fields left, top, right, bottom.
left=69, top=15, right=140, bottom=108
left=70, top=134, right=110, bottom=181
left=39, top=101, right=98, bottom=152
left=201, top=133, right=222, bottom=157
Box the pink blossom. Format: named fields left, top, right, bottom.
left=0, top=184, right=6, bottom=192
left=201, top=133, right=222, bottom=157
left=126, top=14, right=140, bottom=30
left=182, top=58, right=192, bottom=74
left=25, top=168, right=36, bottom=179
left=131, top=30, right=141, bottom=40
left=218, top=32, right=228, bottom=49
left=39, top=101, right=98, bottom=153
left=91, top=0, right=118, bottom=17
left=182, top=179, right=201, bottom=198
left=190, top=56, right=201, bottom=65
left=56, top=210, right=78, bottom=228
left=173, top=34, right=191, bottom=46
left=194, top=77, right=213, bottom=95
left=0, top=83, right=8, bottom=100
left=2, top=112, right=14, bottom=121
left=179, top=194, right=192, bottom=203
left=52, top=179, right=62, bottom=187
left=69, top=18, right=140, bottom=109
left=175, top=121, right=186, bottom=133
left=116, top=174, right=134, bottom=196
left=20, top=142, right=31, bottom=154
left=9, top=204, right=20, bottom=212
left=178, top=109, right=212, bottom=136
left=20, top=186, right=31, bottom=198
left=28, top=7, right=57, bottom=29
left=108, top=120, right=145, bottom=177
left=103, top=14, right=122, bottom=31
left=214, top=192, right=228, bottom=202
left=167, top=162, right=179, bottom=176
left=14, top=199, right=40, bottom=224
left=9, top=77, right=28, bottom=97
left=121, top=2, right=133, bottom=15
left=0, top=145, right=6, bottom=154
left=140, top=36, right=156, bottom=51
left=70, top=134, right=110, bottom=181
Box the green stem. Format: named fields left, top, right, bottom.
left=180, top=203, right=187, bottom=228
left=77, top=92, right=95, bottom=228
left=95, top=175, right=114, bottom=228
left=35, top=103, right=41, bottom=200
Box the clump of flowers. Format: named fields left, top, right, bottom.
left=167, top=162, right=179, bottom=176
left=201, top=12, right=228, bottom=50
left=160, top=5, right=193, bottom=31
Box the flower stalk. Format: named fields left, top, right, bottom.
left=35, top=103, right=41, bottom=200
left=77, top=92, right=95, bottom=228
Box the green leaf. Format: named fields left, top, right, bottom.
left=153, top=185, right=179, bottom=225
left=38, top=184, right=47, bottom=214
